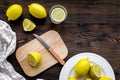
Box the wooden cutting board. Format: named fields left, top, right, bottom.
left=16, top=30, right=68, bottom=77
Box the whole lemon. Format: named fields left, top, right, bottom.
left=74, top=58, right=90, bottom=77
left=28, top=3, right=47, bottom=19
left=6, top=4, right=22, bottom=21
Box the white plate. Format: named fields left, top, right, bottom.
left=59, top=52, right=115, bottom=80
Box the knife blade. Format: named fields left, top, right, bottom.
left=33, top=34, right=65, bottom=65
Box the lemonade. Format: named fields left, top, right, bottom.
left=49, top=5, right=67, bottom=24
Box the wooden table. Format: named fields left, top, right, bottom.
left=0, top=0, right=120, bottom=80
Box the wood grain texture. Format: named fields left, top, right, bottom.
left=16, top=30, right=68, bottom=77
left=0, top=0, right=120, bottom=80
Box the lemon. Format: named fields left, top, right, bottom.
left=74, top=58, right=90, bottom=77
left=27, top=52, right=41, bottom=67
left=6, top=4, right=22, bottom=21
left=89, top=64, right=102, bottom=79
left=99, top=76, right=112, bottom=80
left=86, top=78, right=92, bottom=80
left=28, top=3, right=47, bottom=19
left=68, top=77, right=76, bottom=80
left=23, top=18, right=36, bottom=31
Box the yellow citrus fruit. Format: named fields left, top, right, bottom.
left=68, top=77, right=76, bottom=80
left=28, top=3, right=47, bottom=19
left=51, top=7, right=66, bottom=22
left=27, top=52, right=41, bottom=67
left=74, top=58, right=90, bottom=77
left=99, top=76, right=112, bottom=80
left=6, top=4, right=22, bottom=21
left=89, top=64, right=102, bottom=79
left=23, top=18, right=36, bottom=31
left=86, top=78, right=92, bottom=80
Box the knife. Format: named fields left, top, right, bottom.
left=33, top=34, right=65, bottom=65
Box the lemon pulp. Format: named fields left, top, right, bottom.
left=51, top=7, right=66, bottom=22
left=23, top=18, right=36, bottom=31
left=90, top=64, right=102, bottom=79
left=27, top=52, right=41, bottom=67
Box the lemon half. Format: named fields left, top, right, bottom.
left=28, top=3, right=47, bottom=19
left=90, top=64, right=102, bottom=79
left=6, top=4, right=22, bottom=21
left=23, top=18, right=36, bottom=31
left=27, top=52, right=41, bottom=67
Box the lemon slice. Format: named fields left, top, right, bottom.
left=99, top=76, right=112, bottom=80
left=23, top=18, right=36, bottom=31
left=50, top=5, right=67, bottom=24
left=27, top=52, right=41, bottom=67
left=90, top=64, right=102, bottom=79
left=51, top=8, right=66, bottom=22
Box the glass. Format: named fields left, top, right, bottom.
left=49, top=5, right=67, bottom=24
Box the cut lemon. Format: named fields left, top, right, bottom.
left=23, top=18, right=36, bottom=31
left=99, top=76, right=112, bottom=80
left=90, top=64, right=102, bottom=79
left=27, top=52, right=41, bottom=67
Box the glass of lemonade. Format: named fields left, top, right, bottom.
left=49, top=5, right=67, bottom=24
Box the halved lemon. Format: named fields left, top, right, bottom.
left=27, top=52, right=41, bottom=67
left=23, top=18, right=36, bottom=31
left=90, top=63, right=102, bottom=79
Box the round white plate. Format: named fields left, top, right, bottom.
left=59, top=52, right=115, bottom=80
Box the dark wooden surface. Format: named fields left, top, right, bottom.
left=0, top=0, right=120, bottom=80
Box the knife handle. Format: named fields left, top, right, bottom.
left=49, top=48, right=65, bottom=65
